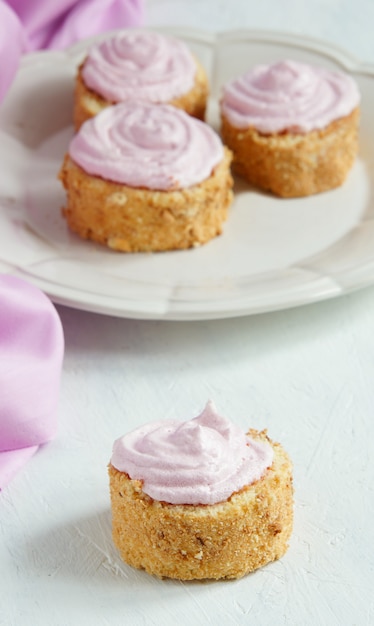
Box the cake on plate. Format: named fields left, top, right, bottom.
left=59, top=101, right=233, bottom=252
left=220, top=60, right=360, bottom=197
left=74, top=29, right=209, bottom=129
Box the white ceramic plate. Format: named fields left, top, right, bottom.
left=1, top=28, right=374, bottom=320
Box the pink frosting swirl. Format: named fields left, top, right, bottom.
left=110, top=401, right=274, bottom=505
left=69, top=101, right=224, bottom=190
left=82, top=30, right=197, bottom=103
left=221, top=60, right=360, bottom=133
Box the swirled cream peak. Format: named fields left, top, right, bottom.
left=110, top=401, right=274, bottom=505
left=69, top=101, right=223, bottom=190
left=82, top=30, right=196, bottom=103
left=221, top=60, right=360, bottom=133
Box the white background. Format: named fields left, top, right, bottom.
left=1, top=2, right=374, bottom=625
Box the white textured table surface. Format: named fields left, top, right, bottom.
left=2, top=2, right=374, bottom=625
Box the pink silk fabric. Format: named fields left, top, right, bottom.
left=0, top=2, right=143, bottom=487
left=0, top=0, right=144, bottom=102
left=0, top=275, right=64, bottom=490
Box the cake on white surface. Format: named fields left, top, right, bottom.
left=109, top=402, right=294, bottom=580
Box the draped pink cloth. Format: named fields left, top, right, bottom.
left=0, top=276, right=64, bottom=490
left=0, top=2, right=25, bottom=102
left=0, top=0, right=144, bottom=102
left=0, top=2, right=144, bottom=487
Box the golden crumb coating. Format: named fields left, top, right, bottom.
left=74, top=58, right=209, bottom=130
left=58, top=147, right=233, bottom=252
left=108, top=430, right=293, bottom=580
left=221, top=107, right=360, bottom=198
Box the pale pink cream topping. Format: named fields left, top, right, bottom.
left=110, top=401, right=274, bottom=505
left=221, top=60, right=360, bottom=133
left=82, top=30, right=197, bottom=103
left=69, top=101, right=223, bottom=190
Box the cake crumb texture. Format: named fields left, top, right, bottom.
left=221, top=107, right=360, bottom=198
left=108, top=430, right=293, bottom=580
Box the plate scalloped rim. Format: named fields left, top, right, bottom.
left=1, top=28, right=374, bottom=320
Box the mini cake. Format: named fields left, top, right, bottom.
left=221, top=60, right=360, bottom=197
left=74, top=30, right=209, bottom=130
left=108, top=401, right=293, bottom=580
left=59, top=101, right=233, bottom=252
